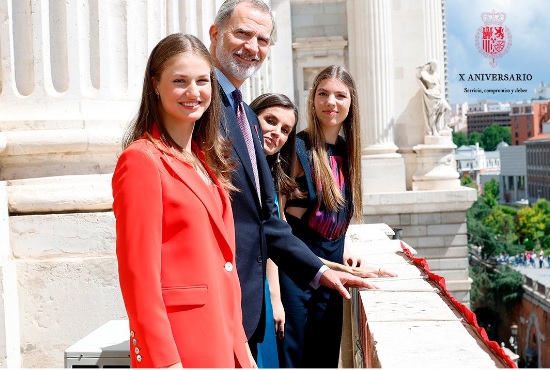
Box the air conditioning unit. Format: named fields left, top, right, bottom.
left=64, top=320, right=130, bottom=368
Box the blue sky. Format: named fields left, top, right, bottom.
left=445, top=0, right=550, bottom=105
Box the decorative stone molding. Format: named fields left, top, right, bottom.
left=292, top=36, right=348, bottom=131
left=412, top=135, right=460, bottom=191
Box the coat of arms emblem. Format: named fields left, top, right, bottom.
left=475, top=10, right=512, bottom=68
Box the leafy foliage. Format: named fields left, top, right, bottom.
left=490, top=267, right=523, bottom=307
left=452, top=125, right=511, bottom=151
left=461, top=173, right=478, bottom=190
left=480, top=124, right=511, bottom=151
left=482, top=179, right=499, bottom=208
left=469, top=265, right=491, bottom=307
left=467, top=186, right=526, bottom=312
left=453, top=131, right=468, bottom=147
left=469, top=265, right=523, bottom=310
left=484, top=207, right=518, bottom=244
left=468, top=131, right=481, bottom=145
left=516, top=198, right=550, bottom=249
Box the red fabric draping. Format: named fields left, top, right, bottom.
left=400, top=241, right=517, bottom=368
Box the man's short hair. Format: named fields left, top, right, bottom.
left=214, top=0, right=275, bottom=35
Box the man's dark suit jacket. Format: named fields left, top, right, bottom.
left=219, top=87, right=324, bottom=340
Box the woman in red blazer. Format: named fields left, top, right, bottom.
left=112, top=33, right=253, bottom=368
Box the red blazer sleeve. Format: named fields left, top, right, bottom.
left=112, top=146, right=180, bottom=367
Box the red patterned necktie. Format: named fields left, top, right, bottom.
left=232, top=89, right=261, bottom=203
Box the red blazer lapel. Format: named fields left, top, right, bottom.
left=150, top=130, right=234, bottom=257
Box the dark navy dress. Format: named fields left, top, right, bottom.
left=277, top=131, right=353, bottom=368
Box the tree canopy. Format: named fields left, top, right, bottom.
left=453, top=131, right=468, bottom=147
left=453, top=124, right=512, bottom=151
left=480, top=125, right=511, bottom=151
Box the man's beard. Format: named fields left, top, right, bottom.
left=216, top=37, right=261, bottom=82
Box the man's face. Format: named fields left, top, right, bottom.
left=211, top=2, right=272, bottom=86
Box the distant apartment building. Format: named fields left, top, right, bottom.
left=525, top=122, right=550, bottom=203
left=510, top=100, right=550, bottom=145
left=498, top=145, right=527, bottom=203
left=466, top=100, right=511, bottom=135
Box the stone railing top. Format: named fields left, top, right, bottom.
left=514, top=266, right=550, bottom=306
left=346, top=224, right=515, bottom=368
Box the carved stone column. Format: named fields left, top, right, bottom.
left=347, top=0, right=406, bottom=193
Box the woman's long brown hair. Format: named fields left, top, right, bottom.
left=304, top=65, right=363, bottom=222
left=122, top=33, right=234, bottom=191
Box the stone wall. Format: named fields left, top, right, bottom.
left=514, top=276, right=550, bottom=368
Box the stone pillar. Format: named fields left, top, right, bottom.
left=270, top=0, right=295, bottom=101
left=346, top=0, right=406, bottom=194
left=0, top=0, right=168, bottom=182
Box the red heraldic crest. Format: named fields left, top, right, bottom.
left=475, top=10, right=512, bottom=68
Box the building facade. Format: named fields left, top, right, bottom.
left=466, top=106, right=511, bottom=135
left=525, top=123, right=550, bottom=204
left=499, top=145, right=527, bottom=204
left=510, top=101, right=550, bottom=146
left=455, top=142, right=500, bottom=190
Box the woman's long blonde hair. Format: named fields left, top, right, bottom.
left=304, top=65, right=363, bottom=222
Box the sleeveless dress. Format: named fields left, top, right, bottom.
left=277, top=131, right=353, bottom=368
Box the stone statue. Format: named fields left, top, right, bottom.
left=416, top=60, right=451, bottom=136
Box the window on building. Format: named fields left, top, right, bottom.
left=528, top=132, right=532, bottom=137
left=513, top=107, right=519, bottom=114
left=518, top=176, right=525, bottom=190
left=516, top=140, right=519, bottom=145
left=526, top=106, right=532, bottom=114
left=515, top=132, right=519, bottom=137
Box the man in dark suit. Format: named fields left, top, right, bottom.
left=209, top=0, right=374, bottom=357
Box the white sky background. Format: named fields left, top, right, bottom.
left=445, top=0, right=550, bottom=105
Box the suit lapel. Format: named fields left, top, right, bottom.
left=154, top=140, right=233, bottom=256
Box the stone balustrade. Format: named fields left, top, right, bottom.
left=341, top=223, right=514, bottom=368
left=524, top=275, right=550, bottom=301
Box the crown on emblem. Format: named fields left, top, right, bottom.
left=480, top=10, right=506, bottom=25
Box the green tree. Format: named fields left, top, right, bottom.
left=468, top=131, right=482, bottom=145
left=484, top=206, right=518, bottom=244
left=480, top=124, right=512, bottom=151
left=483, top=178, right=499, bottom=208
left=461, top=174, right=478, bottom=190
left=469, top=260, right=523, bottom=311
left=517, top=199, right=550, bottom=248
left=467, top=197, right=503, bottom=258
left=469, top=266, right=491, bottom=307
left=453, top=131, right=468, bottom=147
left=490, top=267, right=523, bottom=307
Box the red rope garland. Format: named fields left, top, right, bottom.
left=400, top=241, right=517, bottom=368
